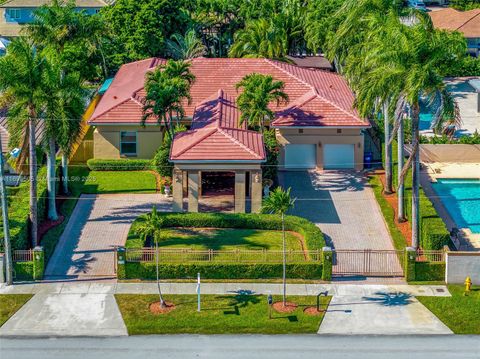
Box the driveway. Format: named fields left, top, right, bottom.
left=45, top=193, right=171, bottom=281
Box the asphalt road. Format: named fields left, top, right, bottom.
left=1, top=335, right=479, bottom=359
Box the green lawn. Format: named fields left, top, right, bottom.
left=115, top=294, right=330, bottom=335
left=417, top=285, right=480, bottom=334
left=127, top=226, right=304, bottom=251
left=82, top=170, right=157, bottom=194
left=0, top=294, right=33, bottom=326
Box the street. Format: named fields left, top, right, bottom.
left=1, top=335, right=479, bottom=359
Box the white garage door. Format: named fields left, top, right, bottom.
left=323, top=144, right=355, bottom=169
left=285, top=144, right=316, bottom=169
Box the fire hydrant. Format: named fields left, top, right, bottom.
left=464, top=277, right=472, bottom=296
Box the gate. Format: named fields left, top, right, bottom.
left=332, top=249, right=404, bottom=277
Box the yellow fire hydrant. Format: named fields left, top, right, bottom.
left=464, top=277, right=472, bottom=296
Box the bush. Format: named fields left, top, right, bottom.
left=124, top=262, right=323, bottom=280
left=129, top=212, right=325, bottom=253
left=13, top=261, right=34, bottom=280
left=262, top=129, right=279, bottom=183
left=446, top=55, right=480, bottom=77
left=0, top=166, right=49, bottom=250
left=415, top=262, right=445, bottom=282
left=153, top=125, right=186, bottom=177
left=86, top=158, right=153, bottom=171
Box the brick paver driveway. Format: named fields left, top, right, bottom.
left=45, top=194, right=171, bottom=281
left=280, top=171, right=402, bottom=281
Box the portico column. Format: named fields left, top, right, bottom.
left=251, top=171, right=262, bottom=213
left=172, top=169, right=183, bottom=212
left=234, top=171, right=246, bottom=213
left=188, top=171, right=200, bottom=212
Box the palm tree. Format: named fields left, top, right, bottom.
left=0, top=134, right=13, bottom=285
left=135, top=207, right=166, bottom=308
left=262, top=187, right=296, bottom=306
left=0, top=38, right=54, bottom=247
left=235, top=73, right=289, bottom=132
left=143, top=60, right=195, bottom=138
left=228, top=18, right=288, bottom=59
left=166, top=30, right=206, bottom=60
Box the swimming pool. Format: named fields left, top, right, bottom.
left=431, top=179, right=480, bottom=233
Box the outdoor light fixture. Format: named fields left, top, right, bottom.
left=254, top=173, right=260, bottom=183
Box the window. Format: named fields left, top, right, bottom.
left=120, top=131, right=137, bottom=156
left=6, top=9, right=21, bottom=20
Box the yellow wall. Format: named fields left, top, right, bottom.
left=93, top=125, right=164, bottom=159
left=276, top=128, right=365, bottom=170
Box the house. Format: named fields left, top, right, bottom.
left=89, top=57, right=370, bottom=213
left=0, top=0, right=109, bottom=37
left=429, top=8, right=480, bottom=57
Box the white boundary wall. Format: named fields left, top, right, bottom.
left=446, top=252, right=480, bottom=284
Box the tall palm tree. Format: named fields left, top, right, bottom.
left=235, top=73, right=289, bottom=132
left=262, top=187, right=295, bottom=306
left=166, top=30, right=206, bottom=60
left=228, top=18, right=288, bottom=59
left=135, top=207, right=166, bottom=308
left=0, top=38, right=54, bottom=247
left=0, top=134, right=13, bottom=285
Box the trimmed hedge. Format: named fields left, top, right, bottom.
left=129, top=212, right=325, bottom=252
left=124, top=262, right=323, bottom=280
left=87, top=158, right=153, bottom=171
left=13, top=261, right=34, bottom=280
left=0, top=166, right=49, bottom=250
left=415, top=262, right=445, bottom=282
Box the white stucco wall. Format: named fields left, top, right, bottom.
left=446, top=252, right=480, bottom=284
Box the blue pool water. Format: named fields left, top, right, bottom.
left=419, top=113, right=433, bottom=131
left=431, top=179, right=480, bottom=233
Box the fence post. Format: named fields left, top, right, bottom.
left=32, top=247, right=44, bottom=280
left=0, top=253, right=5, bottom=283
left=322, top=247, right=332, bottom=281
left=116, top=247, right=126, bottom=279
left=405, top=247, right=416, bottom=282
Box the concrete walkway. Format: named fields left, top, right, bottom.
left=45, top=194, right=171, bottom=280
left=0, top=282, right=451, bottom=337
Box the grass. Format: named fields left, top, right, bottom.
left=0, top=294, right=33, bottom=326
left=368, top=175, right=407, bottom=251
left=115, top=294, right=330, bottom=335
left=82, top=170, right=157, bottom=194
left=126, top=226, right=304, bottom=251
left=417, top=285, right=480, bottom=334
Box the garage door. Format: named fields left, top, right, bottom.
left=323, top=144, right=355, bottom=169
left=285, top=144, right=316, bottom=169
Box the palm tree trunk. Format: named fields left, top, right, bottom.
left=28, top=114, right=38, bottom=247
left=397, top=119, right=405, bottom=222
left=0, top=135, right=13, bottom=285
left=411, top=104, right=420, bottom=249
left=282, top=212, right=286, bottom=306
left=61, top=152, right=69, bottom=195
left=383, top=103, right=393, bottom=194
left=155, top=236, right=165, bottom=308
left=47, top=137, right=58, bottom=221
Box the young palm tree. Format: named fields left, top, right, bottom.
left=166, top=30, right=206, bottom=60
left=228, top=18, right=288, bottom=59
left=235, top=73, right=289, bottom=132
left=0, top=38, right=54, bottom=247
left=262, top=187, right=296, bottom=306
left=0, top=134, right=13, bottom=285
left=135, top=207, right=166, bottom=307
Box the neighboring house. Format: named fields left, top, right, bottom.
left=88, top=57, right=370, bottom=213
left=429, top=8, right=480, bottom=57
left=285, top=55, right=334, bottom=72
left=0, top=0, right=109, bottom=37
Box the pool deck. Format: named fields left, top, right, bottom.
left=421, top=162, right=480, bottom=251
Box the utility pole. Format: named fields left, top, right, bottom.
left=0, top=135, right=13, bottom=285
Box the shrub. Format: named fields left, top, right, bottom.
left=129, top=212, right=325, bottom=253
left=153, top=125, right=186, bottom=177
left=86, top=158, right=153, bottom=171
left=415, top=262, right=445, bottom=282
left=262, top=129, right=279, bottom=183
left=124, top=262, right=323, bottom=280
left=13, top=261, right=34, bottom=280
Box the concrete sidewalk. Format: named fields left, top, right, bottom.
left=0, top=281, right=451, bottom=297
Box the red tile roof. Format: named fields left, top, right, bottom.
left=429, top=8, right=480, bottom=38
left=89, top=57, right=369, bottom=129
left=170, top=90, right=265, bottom=162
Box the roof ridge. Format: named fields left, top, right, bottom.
left=265, top=59, right=362, bottom=122
left=456, top=10, right=480, bottom=31
left=172, top=128, right=217, bottom=158
left=218, top=128, right=262, bottom=159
